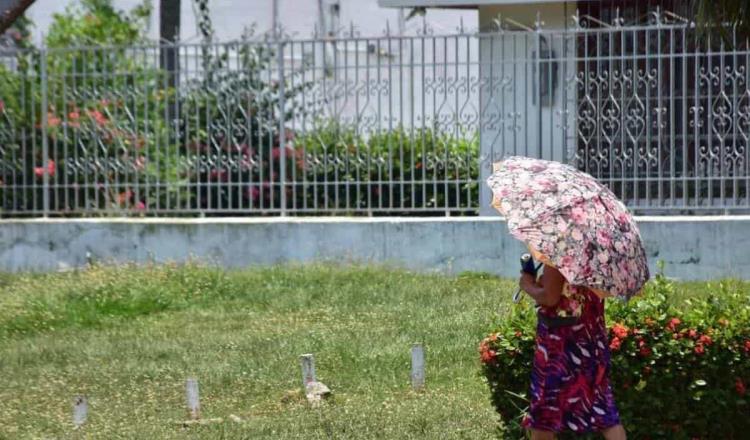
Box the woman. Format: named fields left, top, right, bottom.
left=519, top=264, right=626, bottom=440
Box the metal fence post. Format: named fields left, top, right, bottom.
left=535, top=12, right=543, bottom=160
left=277, top=39, right=287, bottom=215
left=40, top=46, right=50, bottom=217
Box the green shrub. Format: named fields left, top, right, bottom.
left=480, top=268, right=750, bottom=439
left=294, top=123, right=479, bottom=214
left=175, top=32, right=310, bottom=212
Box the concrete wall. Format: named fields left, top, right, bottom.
left=1, top=217, right=749, bottom=281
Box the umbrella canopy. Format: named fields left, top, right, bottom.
left=486, top=156, right=649, bottom=300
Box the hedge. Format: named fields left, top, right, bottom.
left=480, top=266, right=750, bottom=439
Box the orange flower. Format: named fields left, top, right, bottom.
left=479, top=339, right=496, bottom=364
left=612, top=323, right=629, bottom=339
left=666, top=318, right=681, bottom=332
left=609, top=337, right=622, bottom=351
left=480, top=349, right=496, bottom=364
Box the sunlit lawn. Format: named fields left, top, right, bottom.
left=0, top=263, right=725, bottom=439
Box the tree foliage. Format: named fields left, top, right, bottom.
left=692, top=0, right=750, bottom=42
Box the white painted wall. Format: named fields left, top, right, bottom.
left=476, top=2, right=576, bottom=214
left=0, top=217, right=747, bottom=281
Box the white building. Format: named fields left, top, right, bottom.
left=379, top=1, right=739, bottom=214
left=22, top=0, right=476, bottom=43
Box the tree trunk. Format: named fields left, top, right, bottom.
left=0, top=0, right=36, bottom=35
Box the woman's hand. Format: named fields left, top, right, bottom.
left=518, top=265, right=564, bottom=308
left=519, top=272, right=538, bottom=294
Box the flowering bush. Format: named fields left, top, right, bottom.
left=0, top=0, right=175, bottom=214
left=480, top=267, right=750, bottom=439
left=0, top=2, right=480, bottom=215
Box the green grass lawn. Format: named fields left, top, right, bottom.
left=0, top=264, right=517, bottom=439
left=0, top=264, right=730, bottom=439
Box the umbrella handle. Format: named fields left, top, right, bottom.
left=513, top=287, right=523, bottom=303
left=514, top=263, right=543, bottom=303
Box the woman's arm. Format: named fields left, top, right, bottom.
left=518, top=264, right=565, bottom=308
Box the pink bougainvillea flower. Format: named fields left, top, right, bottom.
left=87, top=109, right=108, bottom=126
left=135, top=201, right=146, bottom=211
left=47, top=112, right=61, bottom=128
left=246, top=186, right=260, bottom=201
left=117, top=189, right=133, bottom=205
left=34, top=160, right=56, bottom=178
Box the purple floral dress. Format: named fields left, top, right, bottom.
left=522, top=284, right=621, bottom=433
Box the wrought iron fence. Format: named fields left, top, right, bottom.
left=1, top=10, right=749, bottom=216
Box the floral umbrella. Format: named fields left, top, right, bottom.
left=486, top=156, right=649, bottom=300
